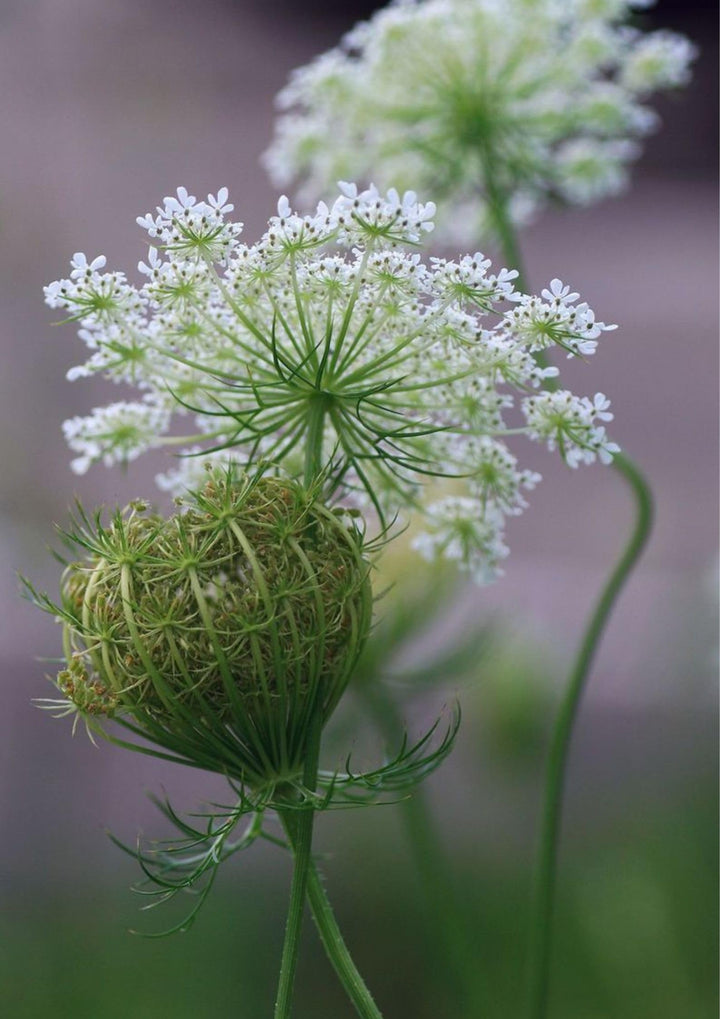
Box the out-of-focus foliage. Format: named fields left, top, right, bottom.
left=2, top=778, right=715, bottom=1018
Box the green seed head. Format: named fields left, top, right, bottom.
left=55, top=469, right=373, bottom=783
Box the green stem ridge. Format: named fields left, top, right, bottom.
left=304, top=397, right=327, bottom=490
left=526, top=453, right=653, bottom=1019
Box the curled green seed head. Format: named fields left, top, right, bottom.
left=53, top=469, right=373, bottom=784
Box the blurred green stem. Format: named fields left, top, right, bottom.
left=487, top=182, right=653, bottom=1018
left=486, top=186, right=655, bottom=1016
left=360, top=685, right=483, bottom=1013
left=526, top=453, right=653, bottom=1019
left=480, top=143, right=527, bottom=285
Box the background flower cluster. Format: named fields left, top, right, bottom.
left=265, top=0, right=696, bottom=242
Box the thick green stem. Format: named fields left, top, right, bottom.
left=274, top=719, right=322, bottom=1019
left=525, top=453, right=653, bottom=1019
left=273, top=400, right=337, bottom=1017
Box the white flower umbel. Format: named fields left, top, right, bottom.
left=62, top=399, right=170, bottom=474
left=264, top=0, right=696, bottom=243
left=412, top=496, right=509, bottom=584
left=46, top=183, right=618, bottom=582
left=522, top=390, right=619, bottom=467
left=505, top=279, right=616, bottom=358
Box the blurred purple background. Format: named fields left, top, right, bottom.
left=0, top=2, right=716, bottom=1008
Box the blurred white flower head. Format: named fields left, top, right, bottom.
left=264, top=0, right=696, bottom=244
left=46, top=183, right=618, bottom=582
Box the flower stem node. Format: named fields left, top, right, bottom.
left=49, top=469, right=373, bottom=786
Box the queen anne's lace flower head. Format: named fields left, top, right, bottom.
left=47, top=472, right=373, bottom=781
left=46, top=183, right=618, bottom=583
left=264, top=0, right=696, bottom=243
left=62, top=399, right=170, bottom=475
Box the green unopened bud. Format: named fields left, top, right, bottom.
left=56, top=470, right=373, bottom=785
left=57, top=658, right=119, bottom=717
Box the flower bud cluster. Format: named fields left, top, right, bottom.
left=264, top=0, right=696, bottom=243
left=52, top=471, right=373, bottom=781
left=62, top=400, right=170, bottom=474
left=46, top=183, right=618, bottom=582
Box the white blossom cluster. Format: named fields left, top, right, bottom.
left=264, top=0, right=696, bottom=243
left=45, top=183, right=618, bottom=583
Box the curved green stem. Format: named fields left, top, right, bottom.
left=279, top=814, right=384, bottom=1019
left=274, top=719, right=322, bottom=1019
left=306, top=860, right=385, bottom=1019
left=484, top=186, right=655, bottom=1018
left=525, top=453, right=653, bottom=1019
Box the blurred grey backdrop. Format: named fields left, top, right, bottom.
left=0, top=2, right=717, bottom=1017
